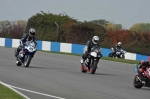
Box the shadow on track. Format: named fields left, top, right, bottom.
left=17, top=65, right=56, bottom=70
left=94, top=72, right=118, bottom=76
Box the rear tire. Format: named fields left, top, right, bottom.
left=16, top=58, right=21, bottom=66
left=133, top=75, right=143, bottom=88
left=16, top=62, right=21, bottom=66
left=81, top=64, right=87, bottom=73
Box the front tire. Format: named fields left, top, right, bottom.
left=24, top=56, right=32, bottom=67
left=90, top=60, right=98, bottom=74
left=122, top=55, right=125, bottom=59
left=133, top=75, right=143, bottom=88
left=120, top=54, right=125, bottom=59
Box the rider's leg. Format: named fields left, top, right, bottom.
left=80, top=53, right=87, bottom=63
left=15, top=45, right=22, bottom=57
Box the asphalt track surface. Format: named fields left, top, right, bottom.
left=0, top=47, right=149, bottom=99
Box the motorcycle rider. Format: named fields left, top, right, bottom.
left=137, top=58, right=150, bottom=78
left=15, top=28, right=37, bottom=57
left=80, top=35, right=102, bottom=64
left=111, top=42, right=122, bottom=56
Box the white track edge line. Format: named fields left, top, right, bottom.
left=0, top=81, right=66, bottom=99
left=0, top=81, right=30, bottom=99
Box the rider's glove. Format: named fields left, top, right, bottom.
left=85, top=51, right=89, bottom=55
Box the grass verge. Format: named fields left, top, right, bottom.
left=6, top=47, right=141, bottom=64
left=40, top=50, right=140, bottom=64
left=0, top=83, right=25, bottom=99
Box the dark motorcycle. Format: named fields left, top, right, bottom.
left=133, top=64, right=150, bottom=88
left=108, top=47, right=126, bottom=59
left=81, top=46, right=102, bottom=74
left=15, top=41, right=37, bottom=67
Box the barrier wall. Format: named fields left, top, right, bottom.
left=0, top=37, right=148, bottom=61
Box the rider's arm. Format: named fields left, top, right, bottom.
left=113, top=46, right=117, bottom=52
left=19, top=34, right=27, bottom=45
left=139, top=60, right=149, bottom=68
left=86, top=40, right=91, bottom=53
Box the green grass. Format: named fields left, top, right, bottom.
left=0, top=83, right=25, bottom=99
left=41, top=50, right=140, bottom=64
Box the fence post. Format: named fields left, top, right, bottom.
left=55, top=22, right=59, bottom=42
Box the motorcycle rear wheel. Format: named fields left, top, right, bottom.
left=16, top=61, right=21, bottom=66
left=81, top=64, right=87, bottom=73
left=16, top=58, right=21, bottom=66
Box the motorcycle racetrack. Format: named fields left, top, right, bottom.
left=0, top=47, right=149, bottom=99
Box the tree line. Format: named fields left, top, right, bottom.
left=0, top=11, right=150, bottom=55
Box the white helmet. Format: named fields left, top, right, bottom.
left=117, top=42, right=122, bottom=46
left=92, top=36, right=99, bottom=44
left=29, top=28, right=36, bottom=37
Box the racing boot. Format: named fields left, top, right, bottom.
left=80, top=58, right=83, bottom=64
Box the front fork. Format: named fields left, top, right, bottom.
left=90, top=57, right=99, bottom=68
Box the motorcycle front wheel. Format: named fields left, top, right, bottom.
left=24, top=55, right=32, bottom=67
left=133, top=75, right=143, bottom=88
left=90, top=60, right=98, bottom=74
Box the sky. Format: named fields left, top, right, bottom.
left=0, top=0, right=150, bottom=29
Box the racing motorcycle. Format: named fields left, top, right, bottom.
left=15, top=41, right=37, bottom=67
left=81, top=46, right=102, bottom=74
left=133, top=64, right=150, bottom=88
left=108, top=47, right=126, bottom=59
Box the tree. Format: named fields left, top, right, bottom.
left=0, top=20, right=11, bottom=29
left=130, top=23, right=150, bottom=32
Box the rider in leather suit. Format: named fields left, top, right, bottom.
left=112, top=42, right=122, bottom=56
left=138, top=59, right=150, bottom=78
left=80, top=35, right=102, bottom=64
left=15, top=28, right=37, bottom=57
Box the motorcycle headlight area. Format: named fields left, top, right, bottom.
left=27, top=45, right=36, bottom=52
left=29, top=47, right=34, bottom=50
left=90, top=52, right=97, bottom=57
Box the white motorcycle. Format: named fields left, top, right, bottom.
left=108, top=48, right=126, bottom=59
left=81, top=46, right=102, bottom=74
left=15, top=41, right=37, bottom=67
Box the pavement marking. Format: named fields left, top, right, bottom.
left=0, top=81, right=30, bottom=99
left=0, top=81, right=66, bottom=99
